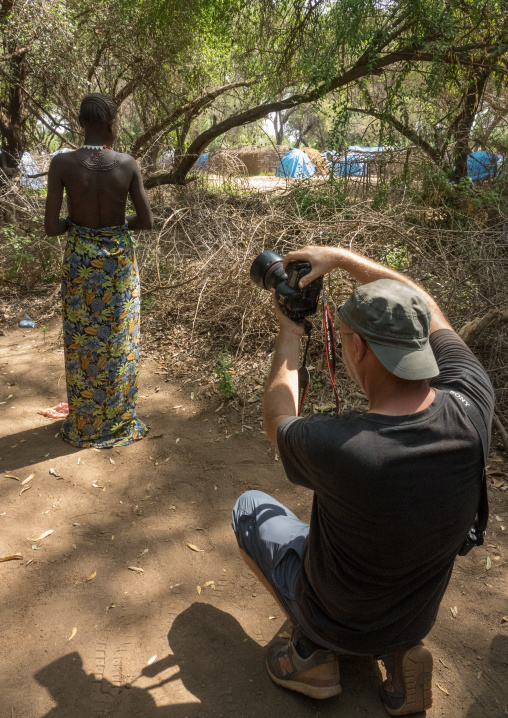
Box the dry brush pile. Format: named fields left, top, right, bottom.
left=2, top=176, right=508, bottom=445
left=137, top=181, right=508, bottom=442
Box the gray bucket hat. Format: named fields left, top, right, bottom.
left=337, top=279, right=439, bottom=380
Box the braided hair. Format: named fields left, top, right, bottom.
left=79, top=93, right=117, bottom=125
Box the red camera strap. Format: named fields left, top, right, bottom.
left=297, top=290, right=340, bottom=416
left=322, top=288, right=340, bottom=414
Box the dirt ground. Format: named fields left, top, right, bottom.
left=1, top=320, right=507, bottom=718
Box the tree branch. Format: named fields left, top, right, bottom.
left=459, top=307, right=508, bottom=345
left=27, top=104, right=77, bottom=148
left=131, top=79, right=256, bottom=158
left=0, top=46, right=29, bottom=63
left=346, top=106, right=444, bottom=166
left=114, top=76, right=140, bottom=107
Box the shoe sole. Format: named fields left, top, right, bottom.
left=265, top=659, right=342, bottom=700
left=383, top=645, right=433, bottom=716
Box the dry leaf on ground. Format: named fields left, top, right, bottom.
left=0, top=554, right=23, bottom=562
left=486, top=557, right=492, bottom=570
left=86, top=571, right=97, bottom=581
left=19, top=486, right=31, bottom=495
left=128, top=566, right=144, bottom=573
left=22, top=473, right=35, bottom=485
left=450, top=606, right=458, bottom=618
left=436, top=683, right=450, bottom=696
left=5, top=474, right=20, bottom=481
left=491, top=477, right=506, bottom=488
left=186, top=543, right=204, bottom=552
left=203, top=580, right=215, bottom=588
left=67, top=627, right=77, bottom=641
left=26, top=530, right=53, bottom=542
left=197, top=585, right=202, bottom=595
left=487, top=468, right=505, bottom=477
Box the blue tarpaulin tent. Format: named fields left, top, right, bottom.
left=52, top=147, right=72, bottom=158
left=19, top=151, right=43, bottom=188
left=276, top=148, right=316, bottom=178
left=329, top=146, right=504, bottom=182
left=194, top=153, right=209, bottom=170
left=333, top=146, right=386, bottom=177
left=466, top=151, right=503, bottom=182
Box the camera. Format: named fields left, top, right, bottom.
left=250, top=250, right=322, bottom=323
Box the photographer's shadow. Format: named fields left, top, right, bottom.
left=35, top=652, right=166, bottom=718
left=34, top=605, right=386, bottom=717
left=144, top=602, right=386, bottom=717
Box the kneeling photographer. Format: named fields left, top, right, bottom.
left=232, top=245, right=494, bottom=715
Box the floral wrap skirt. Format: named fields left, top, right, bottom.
left=60, top=221, right=149, bottom=448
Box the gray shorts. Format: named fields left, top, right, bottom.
left=232, top=490, right=338, bottom=650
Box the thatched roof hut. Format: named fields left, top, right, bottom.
left=220, top=145, right=289, bottom=175
left=302, top=147, right=329, bottom=176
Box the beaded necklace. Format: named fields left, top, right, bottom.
left=75, top=146, right=120, bottom=171
left=81, top=144, right=112, bottom=150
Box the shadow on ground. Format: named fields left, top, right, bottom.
left=33, top=604, right=389, bottom=718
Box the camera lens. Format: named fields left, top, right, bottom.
left=250, top=250, right=287, bottom=291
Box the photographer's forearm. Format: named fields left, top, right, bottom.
left=333, top=247, right=410, bottom=286
left=286, top=246, right=408, bottom=287
left=291, top=246, right=451, bottom=333
left=333, top=248, right=451, bottom=333
left=263, top=331, right=301, bottom=446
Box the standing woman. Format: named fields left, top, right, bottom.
left=44, top=93, right=153, bottom=448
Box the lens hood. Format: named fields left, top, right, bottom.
left=250, top=250, right=286, bottom=290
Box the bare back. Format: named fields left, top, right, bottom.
left=45, top=148, right=152, bottom=233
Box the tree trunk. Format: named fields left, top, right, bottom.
left=0, top=47, right=27, bottom=180
left=450, top=70, right=490, bottom=181
left=274, top=112, right=284, bottom=145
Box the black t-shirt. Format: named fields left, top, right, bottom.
left=277, top=329, right=495, bottom=655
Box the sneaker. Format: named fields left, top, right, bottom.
left=265, top=635, right=341, bottom=700
left=380, top=643, right=433, bottom=715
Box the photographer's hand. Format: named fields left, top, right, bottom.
left=283, top=246, right=341, bottom=287
left=271, top=291, right=305, bottom=338
left=285, top=245, right=452, bottom=333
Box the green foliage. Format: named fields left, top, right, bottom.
left=318, top=1, right=508, bottom=177
left=383, top=245, right=409, bottom=270
left=0, top=226, right=35, bottom=281
left=214, top=351, right=237, bottom=398
left=141, top=295, right=156, bottom=310
left=40, top=323, right=50, bottom=342
left=280, top=180, right=347, bottom=219
left=372, top=184, right=389, bottom=211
